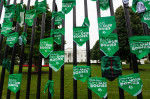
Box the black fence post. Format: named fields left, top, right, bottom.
left=0, top=0, right=4, bottom=19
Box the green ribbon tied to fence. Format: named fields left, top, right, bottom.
left=141, top=10, right=150, bottom=28
left=99, top=33, right=119, bottom=56
left=2, top=58, right=11, bottom=72
left=52, top=11, right=65, bottom=25
left=118, top=73, right=143, bottom=96
left=91, top=0, right=109, bottom=11
left=35, top=0, right=47, bottom=14
left=129, top=36, right=150, bottom=59
left=25, top=9, right=37, bottom=26
left=101, top=56, right=122, bottom=81
left=8, top=73, right=22, bottom=93
left=49, top=51, right=65, bottom=72
left=16, top=3, right=25, bottom=26
left=39, top=37, right=53, bottom=58
left=6, top=32, right=19, bottom=48
left=62, top=0, right=76, bottom=14
left=73, top=66, right=91, bottom=82
left=88, top=77, right=107, bottom=98
left=18, top=32, right=27, bottom=45
left=1, top=22, right=13, bottom=36
left=98, top=16, right=116, bottom=37
left=44, top=80, right=54, bottom=97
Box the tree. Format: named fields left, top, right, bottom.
left=91, top=40, right=100, bottom=63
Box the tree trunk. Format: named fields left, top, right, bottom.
left=34, top=60, right=38, bottom=73
left=129, top=55, right=132, bottom=70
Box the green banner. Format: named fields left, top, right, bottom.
left=141, top=11, right=150, bottom=28
left=44, top=80, right=54, bottom=97
left=88, top=77, right=107, bottom=98
left=99, top=33, right=119, bottom=56
left=82, top=17, right=90, bottom=27
left=6, top=32, right=19, bottom=48
left=51, top=28, right=65, bottom=36
left=129, top=36, right=150, bottom=59
left=1, top=22, right=13, bottom=36
left=8, top=73, right=22, bottom=93
left=54, top=34, right=62, bottom=45
left=39, top=37, right=53, bottom=58
left=19, top=32, right=27, bottom=45
left=35, top=0, right=47, bottom=14
left=73, top=26, right=89, bottom=46
left=62, top=0, right=76, bottom=14
left=2, top=58, right=11, bottom=72
left=16, top=3, right=25, bottom=26
left=73, top=66, right=91, bottom=82
left=101, top=56, right=122, bottom=81
left=52, top=11, right=65, bottom=25
left=91, top=0, right=109, bottom=10
left=118, top=73, right=143, bottom=96
left=49, top=51, right=64, bottom=72
left=25, top=9, right=37, bottom=26
left=4, top=4, right=16, bottom=22
left=98, top=16, right=116, bottom=37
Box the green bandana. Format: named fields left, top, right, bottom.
left=39, top=37, right=53, bottom=58
left=1, top=22, right=13, bottom=36
left=8, top=73, right=22, bottom=93
left=129, top=36, right=150, bottom=59
left=52, top=11, right=65, bottom=25
left=62, top=0, right=76, bottom=14
left=99, top=33, right=119, bottom=56
left=101, top=56, right=122, bottom=81
left=16, top=3, right=25, bottom=26
left=44, top=80, right=54, bottom=97
left=51, top=28, right=65, bottom=36
left=82, top=17, right=90, bottom=27
left=118, top=73, right=143, bottom=96
left=49, top=51, right=64, bottom=72
left=35, top=0, right=47, bottom=14
left=4, top=4, right=16, bottom=22
left=88, top=77, right=107, bottom=98
left=2, top=58, right=11, bottom=72
left=18, top=32, right=27, bottom=45
left=54, top=34, right=62, bottom=45
left=98, top=16, right=116, bottom=37
left=141, top=11, right=150, bottom=28
left=73, top=66, right=91, bottom=82
left=6, top=32, right=19, bottom=48
left=73, top=26, right=89, bottom=46
left=25, top=9, right=37, bottom=26
left=91, top=0, right=109, bottom=10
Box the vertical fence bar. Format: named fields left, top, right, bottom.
left=26, top=0, right=38, bottom=99
left=0, top=0, right=4, bottom=19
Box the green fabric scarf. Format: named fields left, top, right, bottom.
left=44, top=80, right=54, bottom=97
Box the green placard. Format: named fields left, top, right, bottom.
left=25, top=9, right=37, bottom=26
left=118, top=73, right=143, bottom=96
left=2, top=58, right=11, bottom=72
left=18, top=32, right=27, bottom=45
left=129, top=36, right=150, bottom=59
left=44, top=80, right=54, bottom=97
left=101, top=56, right=122, bottom=81
left=54, top=34, right=62, bottom=45
left=82, top=17, right=90, bottom=27
left=35, top=0, right=47, bottom=14
left=98, top=16, right=116, bottom=37
left=52, top=11, right=65, bottom=25
left=73, top=26, right=89, bottom=46
left=6, top=32, right=19, bottom=48
left=73, top=66, right=91, bottom=82
left=99, top=33, right=119, bottom=56
left=8, top=73, right=22, bottom=93
left=39, top=37, right=53, bottom=58
left=62, top=0, right=76, bottom=14
left=51, top=28, right=65, bottom=36
left=49, top=51, right=64, bottom=72
left=88, top=77, right=107, bottom=98
left=1, top=22, right=13, bottom=36
left=16, top=3, right=25, bottom=26
left=141, top=11, right=150, bottom=28
left=91, top=0, right=109, bottom=10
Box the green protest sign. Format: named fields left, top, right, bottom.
left=62, top=0, right=76, bottom=14
left=2, top=58, right=11, bottom=72
left=25, top=9, right=37, bottom=26
left=141, top=11, right=150, bottom=28
left=8, top=73, right=22, bottom=93
left=4, top=4, right=16, bottom=22
left=54, top=34, right=62, bottom=45
left=101, top=56, right=122, bottom=81
left=91, top=0, right=109, bottom=10
left=39, top=37, right=53, bottom=58
left=52, top=11, right=65, bottom=25
left=44, top=80, right=54, bottom=97
left=18, top=32, right=27, bottom=45
left=49, top=51, right=64, bottom=72
left=99, top=33, right=119, bottom=56
left=6, top=32, right=19, bottom=48
left=73, top=66, right=91, bottom=82
left=35, top=0, right=47, bottom=14
left=82, top=17, right=90, bottom=27
left=51, top=28, right=65, bottom=36
left=118, top=73, right=143, bottom=96
left=73, top=26, right=89, bottom=46
left=1, top=22, right=13, bottom=36
left=88, top=77, right=107, bottom=98
left=98, top=16, right=116, bottom=37
left=129, top=36, right=150, bottom=59
left=16, top=3, right=25, bottom=26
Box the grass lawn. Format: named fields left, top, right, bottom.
left=0, top=64, right=150, bottom=99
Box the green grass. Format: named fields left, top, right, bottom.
left=0, top=64, right=150, bottom=99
